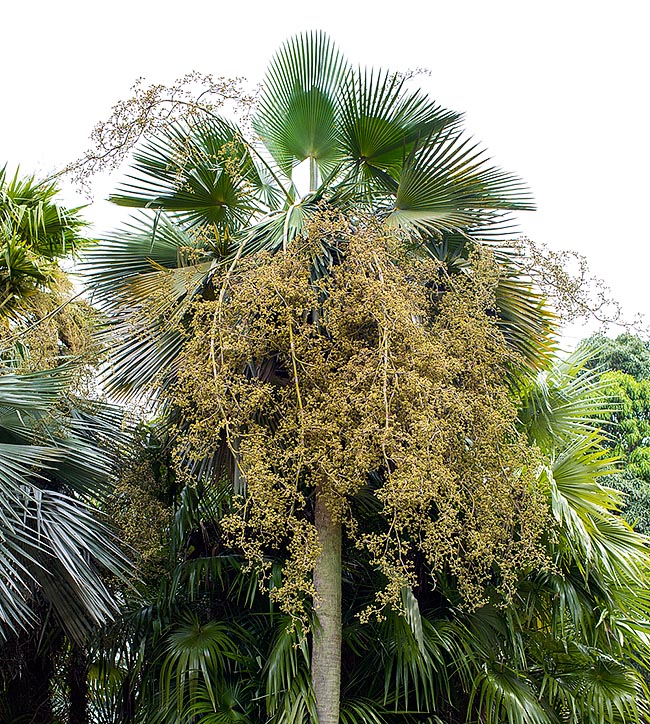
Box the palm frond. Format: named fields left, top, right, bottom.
left=387, top=130, right=534, bottom=233
left=254, top=31, right=351, bottom=176
left=339, top=697, right=386, bottom=724
left=0, top=165, right=89, bottom=258
left=159, top=615, right=240, bottom=715
left=338, top=67, right=460, bottom=196
left=520, top=352, right=612, bottom=451
left=470, top=664, right=550, bottom=724
left=264, top=619, right=315, bottom=724
left=0, top=365, right=135, bottom=639
left=110, top=118, right=272, bottom=231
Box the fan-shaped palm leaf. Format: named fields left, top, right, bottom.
left=520, top=352, right=612, bottom=451
left=110, top=119, right=276, bottom=230
left=254, top=31, right=351, bottom=176
left=387, top=130, right=534, bottom=233
left=159, top=615, right=240, bottom=714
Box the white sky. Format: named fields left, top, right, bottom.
left=3, top=0, right=648, bottom=347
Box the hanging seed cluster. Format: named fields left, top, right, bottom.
left=173, top=213, right=549, bottom=620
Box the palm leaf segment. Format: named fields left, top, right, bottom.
left=0, top=365, right=133, bottom=641
left=0, top=166, right=88, bottom=258
left=85, top=31, right=551, bottom=400
left=109, top=119, right=277, bottom=232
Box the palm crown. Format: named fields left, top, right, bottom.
left=86, top=31, right=554, bottom=401
left=0, top=166, right=88, bottom=319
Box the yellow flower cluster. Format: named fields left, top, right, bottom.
left=173, top=214, right=549, bottom=620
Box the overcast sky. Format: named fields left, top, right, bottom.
left=3, top=0, right=648, bottom=347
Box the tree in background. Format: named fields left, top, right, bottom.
left=578, top=333, right=650, bottom=534
left=0, top=168, right=133, bottom=724
left=581, top=332, right=650, bottom=380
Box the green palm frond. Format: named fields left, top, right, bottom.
left=0, top=368, right=120, bottom=497
left=337, top=68, right=460, bottom=197
left=520, top=352, right=612, bottom=451
left=239, top=201, right=319, bottom=255
left=264, top=619, right=315, bottom=724
left=159, top=615, right=240, bottom=714
left=84, top=213, right=216, bottom=307
left=545, top=653, right=646, bottom=724
left=377, top=590, right=451, bottom=712
left=492, top=271, right=557, bottom=374
left=387, top=130, right=534, bottom=233
left=543, top=432, right=650, bottom=586
left=25, top=491, right=133, bottom=637
left=339, top=697, right=386, bottom=724
left=470, top=664, right=550, bottom=724
left=0, top=366, right=134, bottom=639
left=0, top=486, right=132, bottom=640
left=84, top=214, right=219, bottom=400
left=254, top=30, right=350, bottom=176
left=0, top=165, right=89, bottom=258
left=186, top=681, right=254, bottom=724
left=110, top=118, right=274, bottom=230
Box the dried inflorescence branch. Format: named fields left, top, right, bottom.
left=511, top=237, right=645, bottom=331
left=66, top=72, right=257, bottom=193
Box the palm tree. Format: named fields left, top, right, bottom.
left=83, top=32, right=557, bottom=724
left=0, top=169, right=134, bottom=722
left=0, top=165, right=88, bottom=320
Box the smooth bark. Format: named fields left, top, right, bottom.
left=311, top=490, right=342, bottom=724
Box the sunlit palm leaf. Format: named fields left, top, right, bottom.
left=338, top=68, right=460, bottom=196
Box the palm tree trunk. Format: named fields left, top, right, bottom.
left=311, top=490, right=342, bottom=724
left=68, top=640, right=89, bottom=724
left=6, top=633, right=55, bottom=724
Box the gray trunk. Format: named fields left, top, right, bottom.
left=311, top=490, right=342, bottom=724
